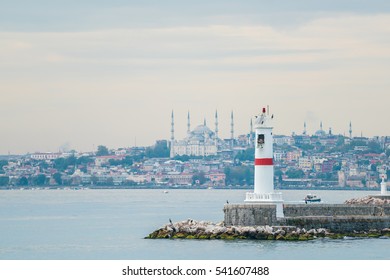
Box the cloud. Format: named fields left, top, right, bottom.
left=1, top=13, right=390, bottom=153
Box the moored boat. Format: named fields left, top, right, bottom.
left=304, top=194, right=321, bottom=203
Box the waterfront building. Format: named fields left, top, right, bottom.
left=30, top=152, right=61, bottom=160
left=163, top=172, right=193, bottom=185
left=205, top=172, right=226, bottom=186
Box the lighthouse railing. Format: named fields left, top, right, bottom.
left=245, top=192, right=283, bottom=202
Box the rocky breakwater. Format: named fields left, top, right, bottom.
left=146, top=219, right=390, bottom=240
left=345, top=196, right=390, bottom=205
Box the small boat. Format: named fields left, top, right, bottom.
left=163, top=190, right=169, bottom=194
left=304, top=194, right=321, bottom=203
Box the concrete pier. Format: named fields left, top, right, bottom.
left=224, top=203, right=390, bottom=233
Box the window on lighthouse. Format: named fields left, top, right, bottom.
left=257, top=134, right=265, bottom=148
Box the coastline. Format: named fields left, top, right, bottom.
left=0, top=184, right=384, bottom=191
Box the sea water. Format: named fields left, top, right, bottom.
left=0, top=189, right=389, bottom=260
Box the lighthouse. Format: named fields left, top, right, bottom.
left=380, top=174, right=388, bottom=195
left=245, top=107, right=284, bottom=218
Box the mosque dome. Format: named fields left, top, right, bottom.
left=315, top=129, right=326, bottom=136
left=314, top=121, right=326, bottom=137
left=192, top=125, right=213, bottom=135
left=185, top=124, right=215, bottom=141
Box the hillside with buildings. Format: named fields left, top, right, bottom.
left=0, top=117, right=389, bottom=190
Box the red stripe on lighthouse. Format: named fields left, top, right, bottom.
left=254, top=158, right=273, bottom=165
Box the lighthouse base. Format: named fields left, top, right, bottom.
left=245, top=192, right=284, bottom=218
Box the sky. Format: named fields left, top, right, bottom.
left=1, top=0, right=390, bottom=154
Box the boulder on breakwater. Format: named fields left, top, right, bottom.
left=145, top=219, right=390, bottom=241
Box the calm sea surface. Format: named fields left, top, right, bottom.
left=0, top=189, right=389, bottom=260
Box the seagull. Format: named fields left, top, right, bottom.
left=169, top=218, right=173, bottom=224
left=226, top=200, right=229, bottom=204
left=271, top=114, right=274, bottom=119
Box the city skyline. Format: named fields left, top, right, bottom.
left=1, top=1, right=390, bottom=154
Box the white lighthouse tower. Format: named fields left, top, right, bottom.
left=245, top=107, right=284, bottom=218
left=380, top=174, right=388, bottom=195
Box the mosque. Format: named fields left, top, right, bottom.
left=169, top=110, right=357, bottom=159
left=169, top=111, right=252, bottom=158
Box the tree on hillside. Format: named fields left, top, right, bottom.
left=53, top=172, right=62, bottom=185
left=192, top=171, right=207, bottom=185
left=0, top=176, right=9, bottom=186
left=235, top=148, right=254, bottom=161
left=145, top=140, right=170, bottom=158
left=96, top=145, right=110, bottom=156
left=286, top=168, right=305, bottom=179
left=367, top=141, right=383, bottom=153
left=76, top=156, right=94, bottom=165
left=173, top=155, right=191, bottom=162
left=224, top=166, right=253, bottom=186
left=0, top=160, right=8, bottom=174
left=54, top=155, right=76, bottom=172
left=33, top=174, right=47, bottom=186
left=18, top=176, right=28, bottom=186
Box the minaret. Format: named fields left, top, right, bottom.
left=170, top=110, right=175, bottom=158
left=249, top=119, right=253, bottom=147
left=329, top=127, right=332, bottom=135
left=303, top=122, right=307, bottom=135
left=204, top=118, right=206, bottom=126
left=215, top=110, right=219, bottom=144
left=320, top=121, right=323, bottom=131
left=171, top=110, right=174, bottom=142
left=230, top=111, right=234, bottom=146
left=187, top=111, right=190, bottom=134
left=245, top=107, right=284, bottom=218
left=349, top=121, right=352, bottom=138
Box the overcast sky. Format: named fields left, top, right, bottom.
left=1, top=1, right=390, bottom=154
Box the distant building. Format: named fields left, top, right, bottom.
left=298, top=157, right=312, bottom=171
left=274, top=135, right=294, bottom=146
left=169, top=111, right=240, bottom=158
left=286, top=150, right=302, bottom=162
left=205, top=172, right=226, bottom=186
left=95, top=155, right=125, bottom=166
left=170, top=124, right=218, bottom=157
left=274, top=151, right=286, bottom=162
left=321, top=160, right=334, bottom=173
left=30, top=152, right=61, bottom=160
left=163, top=172, right=193, bottom=185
